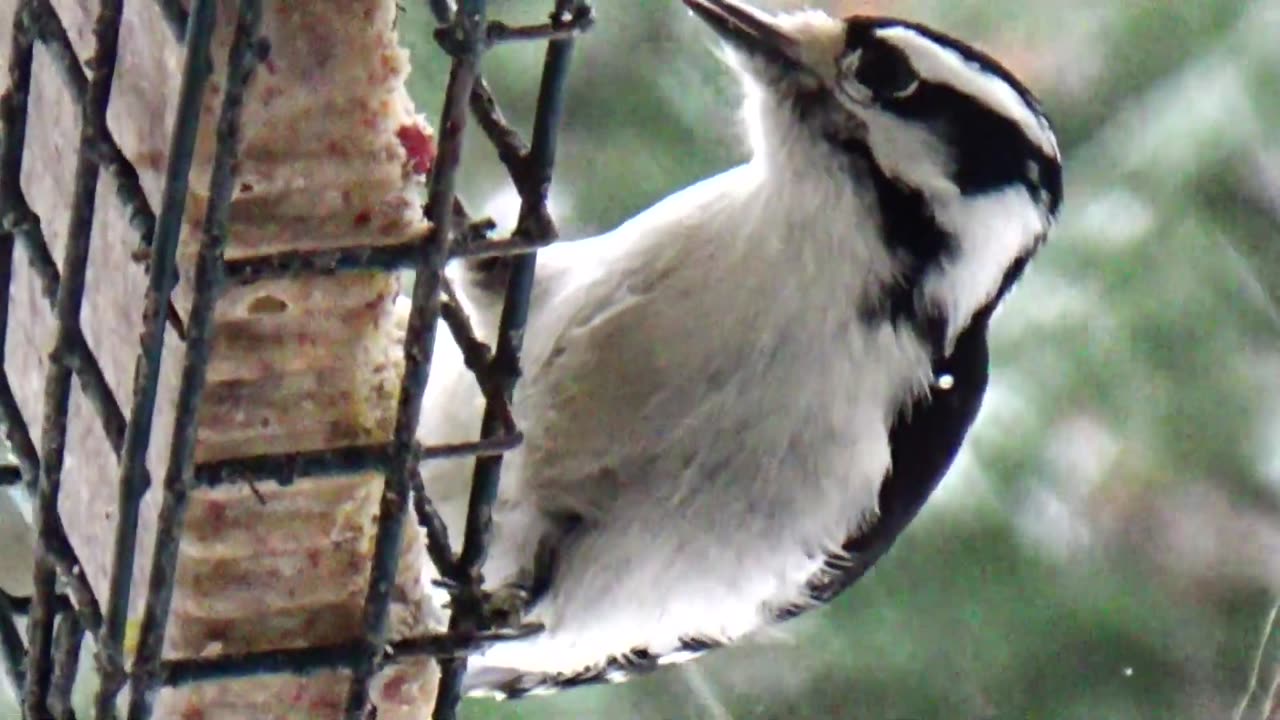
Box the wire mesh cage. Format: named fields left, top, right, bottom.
left=0, top=0, right=592, bottom=717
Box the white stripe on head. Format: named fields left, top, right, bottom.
left=875, top=26, right=1059, bottom=159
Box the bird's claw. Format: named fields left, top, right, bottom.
left=475, top=583, right=531, bottom=632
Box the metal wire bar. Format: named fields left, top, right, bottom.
left=157, top=624, right=541, bottom=688
left=432, top=5, right=581, bottom=716
left=0, top=466, right=105, bottom=644
left=40, top=521, right=104, bottom=634
left=119, top=4, right=263, bottom=719
left=92, top=0, right=223, bottom=709
left=49, top=607, right=83, bottom=720
left=424, top=0, right=544, bottom=184
left=439, top=280, right=489, bottom=366
left=25, top=0, right=156, bottom=239
left=0, top=4, right=40, bottom=491
left=192, top=435, right=521, bottom=488
left=89, top=2, right=220, bottom=712
left=0, top=3, right=122, bottom=644
left=0, top=229, right=133, bottom=458
left=452, top=232, right=559, bottom=260
left=436, top=283, right=519, bottom=445
left=1, top=1, right=159, bottom=475
left=469, top=77, right=528, bottom=181
left=340, top=0, right=488, bottom=711
left=410, top=462, right=459, bottom=579
left=485, top=6, right=593, bottom=47
left=219, top=222, right=542, bottom=287
left=25, top=0, right=127, bottom=712
left=0, top=377, right=38, bottom=485
left=223, top=241, right=423, bottom=285
left=455, top=0, right=579, bottom=574
left=0, top=589, right=25, bottom=702
left=0, top=382, right=37, bottom=485
left=25, top=0, right=189, bottom=339
left=0, top=215, right=133, bottom=457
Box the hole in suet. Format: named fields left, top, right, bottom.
left=246, top=294, right=289, bottom=315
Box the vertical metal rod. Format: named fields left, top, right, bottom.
left=456, top=0, right=578, bottom=576
left=26, top=0, right=157, bottom=241
left=91, top=1, right=219, bottom=715
left=431, top=6, right=580, bottom=717
left=49, top=607, right=84, bottom=720
left=341, top=2, right=487, bottom=716
left=0, top=0, right=32, bottom=368
left=0, top=590, right=26, bottom=701
left=25, top=0, right=126, bottom=713
left=118, top=3, right=263, bottom=718
left=0, top=3, right=40, bottom=490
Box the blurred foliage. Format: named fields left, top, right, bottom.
left=399, top=0, right=1280, bottom=718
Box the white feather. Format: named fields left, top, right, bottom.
left=876, top=25, right=1060, bottom=159
left=926, top=185, right=1051, bottom=350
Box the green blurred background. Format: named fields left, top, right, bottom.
left=400, top=0, right=1280, bottom=718
left=4, top=0, right=1279, bottom=718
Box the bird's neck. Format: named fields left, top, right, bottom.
left=714, top=132, right=902, bottom=322
left=742, top=128, right=1043, bottom=361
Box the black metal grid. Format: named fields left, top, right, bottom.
left=0, top=0, right=591, bottom=717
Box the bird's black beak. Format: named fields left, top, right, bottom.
left=682, top=0, right=804, bottom=72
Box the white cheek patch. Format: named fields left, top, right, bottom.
left=875, top=26, right=1059, bottom=159
left=861, top=111, right=957, bottom=196
left=925, top=185, right=1048, bottom=349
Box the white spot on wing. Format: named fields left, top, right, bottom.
left=876, top=26, right=1059, bottom=159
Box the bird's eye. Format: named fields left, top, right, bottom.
left=846, top=41, right=919, bottom=99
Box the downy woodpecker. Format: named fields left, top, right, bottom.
left=416, top=0, right=1063, bottom=698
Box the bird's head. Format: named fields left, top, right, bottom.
left=684, top=0, right=1064, bottom=355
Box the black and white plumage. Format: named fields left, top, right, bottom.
left=415, top=0, right=1063, bottom=699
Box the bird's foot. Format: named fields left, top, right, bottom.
left=475, top=583, right=531, bottom=632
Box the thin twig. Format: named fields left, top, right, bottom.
left=1235, top=601, right=1280, bottom=720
